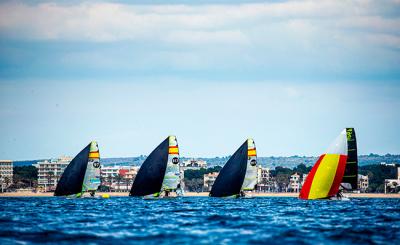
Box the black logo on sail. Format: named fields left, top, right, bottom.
left=93, top=161, right=100, bottom=168
left=250, top=159, right=257, bottom=166
left=172, top=157, right=179, bottom=164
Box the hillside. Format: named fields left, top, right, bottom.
left=12, top=154, right=400, bottom=169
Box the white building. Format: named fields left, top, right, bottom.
left=101, top=165, right=135, bottom=191
left=384, top=167, right=400, bottom=194
left=301, top=174, right=308, bottom=187
left=0, top=160, right=13, bottom=191
left=256, top=166, right=272, bottom=192
left=289, top=173, right=301, bottom=192
left=380, top=162, right=396, bottom=167
left=203, top=172, right=219, bottom=191
left=100, top=166, right=131, bottom=179
left=358, top=174, right=369, bottom=192
left=123, top=166, right=140, bottom=180
left=34, top=156, right=72, bottom=191
left=182, top=159, right=207, bottom=170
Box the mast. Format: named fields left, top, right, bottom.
left=299, top=129, right=348, bottom=200
left=241, top=139, right=258, bottom=191
left=210, top=139, right=249, bottom=197
left=54, top=143, right=91, bottom=196
left=129, top=137, right=170, bottom=197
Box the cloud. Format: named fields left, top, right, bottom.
left=0, top=0, right=399, bottom=81
left=0, top=0, right=399, bottom=49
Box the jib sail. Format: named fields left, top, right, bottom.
left=161, top=136, right=181, bottom=191
left=82, top=142, right=101, bottom=192
left=241, top=139, right=258, bottom=191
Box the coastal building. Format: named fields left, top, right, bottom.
left=301, top=174, right=308, bottom=187
left=380, top=162, right=396, bottom=167
left=289, top=173, right=301, bottom=192
left=203, top=172, right=219, bottom=191
left=256, top=166, right=272, bottom=192
left=182, top=159, right=207, bottom=170
left=34, top=156, right=72, bottom=192
left=0, top=160, right=13, bottom=191
left=181, top=159, right=206, bottom=191
left=100, top=166, right=127, bottom=179
left=101, top=165, right=137, bottom=191
left=358, top=174, right=369, bottom=192
left=384, top=167, right=400, bottom=194
left=123, top=166, right=140, bottom=180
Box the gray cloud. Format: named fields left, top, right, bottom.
left=0, top=0, right=399, bottom=49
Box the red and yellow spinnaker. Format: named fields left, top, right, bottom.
left=299, top=130, right=348, bottom=200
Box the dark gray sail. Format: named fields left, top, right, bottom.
left=54, top=143, right=90, bottom=196
left=342, top=127, right=358, bottom=190
left=210, top=140, right=248, bottom=197
left=129, top=137, right=169, bottom=196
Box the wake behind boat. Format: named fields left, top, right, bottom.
left=54, top=141, right=103, bottom=198
left=210, top=138, right=258, bottom=198
left=129, top=136, right=183, bottom=199
left=299, top=128, right=358, bottom=200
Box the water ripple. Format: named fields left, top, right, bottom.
left=0, top=197, right=399, bottom=244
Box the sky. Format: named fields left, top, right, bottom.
left=0, top=0, right=399, bottom=160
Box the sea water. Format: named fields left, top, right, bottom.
left=0, top=197, right=399, bottom=244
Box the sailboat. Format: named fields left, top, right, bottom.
left=129, top=136, right=182, bottom=198
left=299, top=128, right=358, bottom=200
left=210, top=138, right=258, bottom=198
left=54, top=141, right=101, bottom=198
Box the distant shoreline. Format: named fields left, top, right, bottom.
left=1, top=192, right=399, bottom=198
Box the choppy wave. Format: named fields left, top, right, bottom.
left=0, top=197, right=399, bottom=244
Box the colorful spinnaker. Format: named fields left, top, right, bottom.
left=129, top=136, right=181, bottom=197
left=299, top=128, right=358, bottom=200
left=54, top=141, right=101, bottom=197
left=210, top=138, right=258, bottom=197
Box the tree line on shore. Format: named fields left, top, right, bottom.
left=3, top=163, right=399, bottom=193
left=182, top=163, right=399, bottom=193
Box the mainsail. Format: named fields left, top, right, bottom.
left=341, top=128, right=358, bottom=190
left=129, top=136, right=180, bottom=197
left=210, top=139, right=257, bottom=197
left=161, top=136, right=181, bottom=192
left=82, top=142, right=101, bottom=192
left=241, top=139, right=258, bottom=191
left=299, top=128, right=358, bottom=200
left=54, top=141, right=101, bottom=196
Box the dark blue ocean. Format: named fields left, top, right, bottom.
left=0, top=197, right=399, bottom=244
